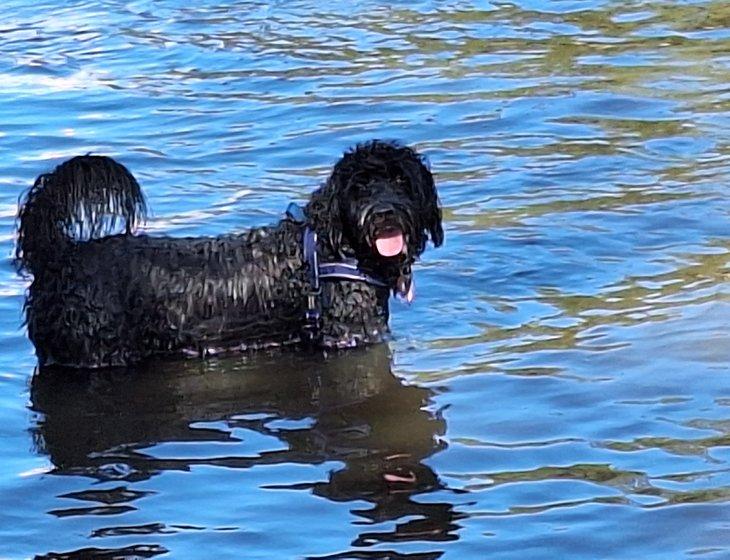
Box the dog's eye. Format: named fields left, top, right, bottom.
left=350, top=182, right=370, bottom=197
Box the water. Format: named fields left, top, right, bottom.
left=0, top=0, right=728, bottom=558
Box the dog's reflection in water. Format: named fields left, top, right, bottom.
left=31, top=346, right=460, bottom=546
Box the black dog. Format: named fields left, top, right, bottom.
left=16, top=140, right=443, bottom=368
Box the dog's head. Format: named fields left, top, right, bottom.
left=307, top=140, right=443, bottom=289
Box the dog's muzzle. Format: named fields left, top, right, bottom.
left=362, top=204, right=410, bottom=259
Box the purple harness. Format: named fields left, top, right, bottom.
left=286, top=203, right=389, bottom=339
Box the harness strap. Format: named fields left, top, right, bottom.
left=287, top=202, right=389, bottom=289
left=319, top=261, right=389, bottom=288
left=285, top=202, right=391, bottom=340
left=301, top=226, right=321, bottom=340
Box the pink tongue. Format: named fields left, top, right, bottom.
left=375, top=232, right=404, bottom=257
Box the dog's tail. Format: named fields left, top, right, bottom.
left=16, top=155, right=147, bottom=274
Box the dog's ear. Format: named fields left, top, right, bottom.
left=427, top=199, right=444, bottom=248
left=397, top=147, right=443, bottom=249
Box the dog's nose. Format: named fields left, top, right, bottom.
left=370, top=204, right=397, bottom=220
left=360, top=203, right=397, bottom=228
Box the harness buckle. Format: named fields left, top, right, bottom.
left=302, top=298, right=322, bottom=341
left=306, top=289, right=321, bottom=312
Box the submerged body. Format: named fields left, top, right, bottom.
left=17, top=141, right=442, bottom=368
left=27, top=225, right=390, bottom=366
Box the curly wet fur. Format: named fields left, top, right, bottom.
left=16, top=140, right=443, bottom=368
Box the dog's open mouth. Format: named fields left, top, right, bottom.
left=374, top=227, right=405, bottom=257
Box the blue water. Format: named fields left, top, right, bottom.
left=1, top=1, right=729, bottom=558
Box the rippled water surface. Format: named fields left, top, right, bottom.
left=1, top=1, right=729, bottom=558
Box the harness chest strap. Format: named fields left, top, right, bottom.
left=287, top=202, right=388, bottom=286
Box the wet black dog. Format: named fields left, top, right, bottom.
left=17, top=140, right=442, bottom=368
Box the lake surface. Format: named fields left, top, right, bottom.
left=1, top=1, right=728, bottom=558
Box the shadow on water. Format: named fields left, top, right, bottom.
left=30, top=346, right=460, bottom=559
